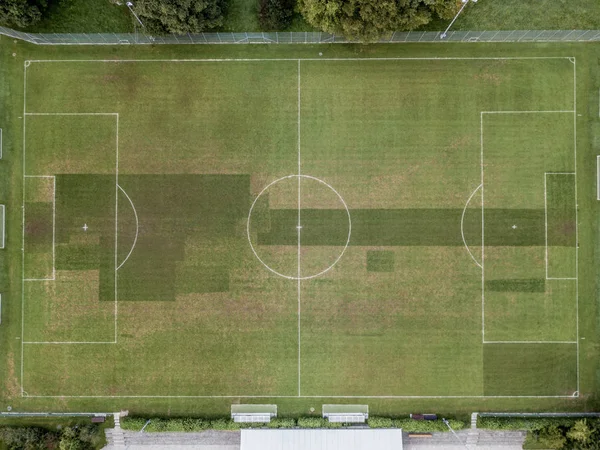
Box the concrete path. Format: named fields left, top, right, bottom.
left=104, top=412, right=126, bottom=449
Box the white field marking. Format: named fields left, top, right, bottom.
left=26, top=57, right=574, bottom=63
left=597, top=155, right=600, bottom=200
left=52, top=176, right=56, bottom=279
left=24, top=112, right=118, bottom=116
left=0, top=204, right=4, bottom=249
left=23, top=341, right=115, bottom=344
left=114, top=114, right=119, bottom=343
left=544, top=173, right=548, bottom=278
left=22, top=394, right=579, bottom=399
left=574, top=58, right=580, bottom=394
left=480, top=112, right=485, bottom=343
left=460, top=183, right=483, bottom=269
left=481, top=110, right=574, bottom=114
left=21, top=61, right=27, bottom=396
left=545, top=173, right=576, bottom=280
left=483, top=341, right=577, bottom=344
left=297, top=59, right=301, bottom=397
left=481, top=109, right=578, bottom=362
left=0, top=128, right=2, bottom=159
left=21, top=113, right=119, bottom=367
left=21, top=57, right=577, bottom=399
left=246, top=174, right=351, bottom=281
left=115, top=184, right=139, bottom=271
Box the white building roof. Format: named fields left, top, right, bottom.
left=241, top=429, right=403, bottom=450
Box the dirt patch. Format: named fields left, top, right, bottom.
left=4, top=352, right=20, bottom=399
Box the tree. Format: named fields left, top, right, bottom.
left=0, top=426, right=48, bottom=450
left=536, top=425, right=567, bottom=450
left=298, top=0, right=460, bottom=42
left=134, top=0, right=226, bottom=35
left=0, top=0, right=48, bottom=28
left=259, top=0, right=295, bottom=31
left=58, top=427, right=83, bottom=450
left=567, top=420, right=592, bottom=444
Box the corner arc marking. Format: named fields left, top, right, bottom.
left=461, top=183, right=483, bottom=269
left=116, top=184, right=139, bottom=271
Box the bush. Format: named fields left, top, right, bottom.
left=120, top=417, right=147, bottom=431
left=367, top=417, right=394, bottom=428
left=182, top=418, right=209, bottom=432
left=209, top=419, right=240, bottom=431
left=0, top=427, right=46, bottom=449
left=296, top=417, right=343, bottom=428
left=393, top=418, right=465, bottom=432
left=297, top=417, right=326, bottom=428
left=267, top=418, right=296, bottom=429
left=0, top=424, right=99, bottom=450
left=478, top=416, right=578, bottom=431
left=258, top=0, right=294, bottom=31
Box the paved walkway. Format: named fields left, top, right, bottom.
left=403, top=429, right=526, bottom=449
left=104, top=413, right=126, bottom=449
left=403, top=414, right=526, bottom=449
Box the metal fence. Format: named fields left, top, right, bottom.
left=479, top=412, right=600, bottom=418
left=1, top=26, right=600, bottom=45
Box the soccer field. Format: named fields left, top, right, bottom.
left=1, top=41, right=599, bottom=415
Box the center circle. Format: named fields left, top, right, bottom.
left=247, top=174, right=351, bottom=280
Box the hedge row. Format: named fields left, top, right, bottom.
left=477, top=416, right=584, bottom=431
left=121, top=416, right=465, bottom=432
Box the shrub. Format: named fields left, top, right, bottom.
left=477, top=416, right=578, bottom=431
left=393, top=418, right=465, bottom=432
left=209, top=419, right=240, bottom=430
left=267, top=418, right=296, bottom=428
left=297, top=417, right=327, bottom=428
left=120, top=417, right=147, bottom=431
left=182, top=417, right=209, bottom=431
left=0, top=426, right=45, bottom=449
left=258, top=0, right=295, bottom=31
left=367, top=417, right=394, bottom=428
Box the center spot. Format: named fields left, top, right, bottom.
left=247, top=175, right=351, bottom=280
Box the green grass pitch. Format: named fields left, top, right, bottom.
left=0, top=40, right=599, bottom=416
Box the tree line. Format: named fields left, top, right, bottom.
left=0, top=0, right=461, bottom=41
